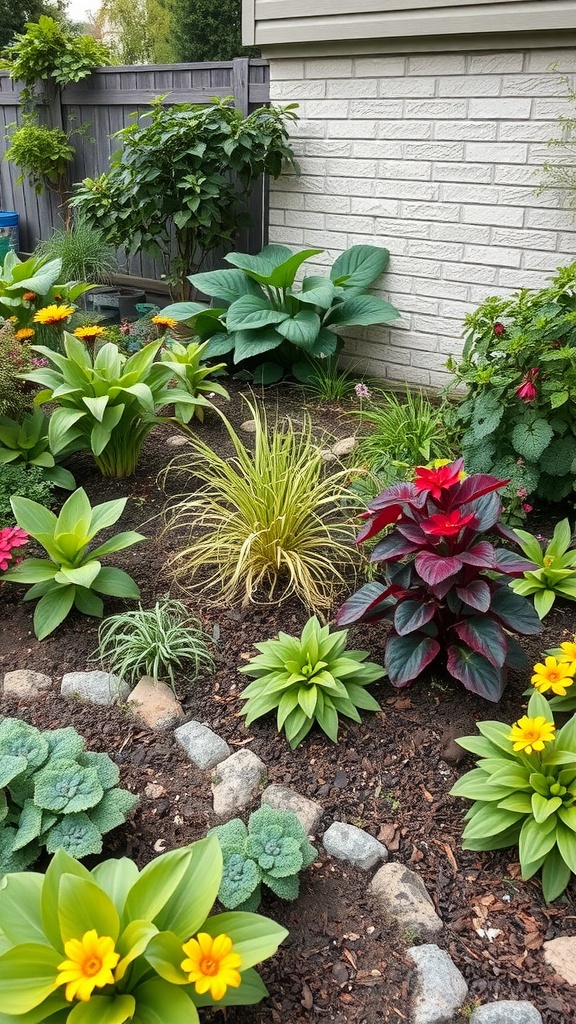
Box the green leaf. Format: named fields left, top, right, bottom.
left=297, top=276, right=336, bottom=310
left=200, top=912, right=288, bottom=969
left=91, top=858, right=140, bottom=917
left=68, top=995, right=136, bottom=1024
left=1, top=559, right=58, bottom=584
left=226, top=296, right=289, bottom=332
left=153, top=836, right=222, bottom=939
left=232, top=328, right=282, bottom=364
left=58, top=875, right=120, bottom=944
left=92, top=567, right=140, bottom=599
left=511, top=418, right=554, bottom=462
left=157, top=301, right=207, bottom=321
left=189, top=268, right=264, bottom=303
left=10, top=495, right=57, bottom=538
left=275, top=310, right=321, bottom=348
left=143, top=930, right=188, bottom=984
left=55, top=561, right=101, bottom=588
left=33, top=585, right=76, bottom=639
left=330, top=245, right=390, bottom=288
left=0, top=943, right=62, bottom=1014
left=124, top=847, right=192, bottom=923
left=89, top=531, right=145, bottom=560
left=550, top=390, right=569, bottom=409
left=325, top=295, right=399, bottom=328
left=191, top=966, right=267, bottom=1007
left=0, top=873, right=46, bottom=946
left=132, top=979, right=199, bottom=1024
left=541, top=845, right=572, bottom=901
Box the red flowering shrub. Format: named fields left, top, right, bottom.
left=337, top=459, right=543, bottom=701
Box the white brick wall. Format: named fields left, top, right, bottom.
left=268, top=48, right=576, bottom=389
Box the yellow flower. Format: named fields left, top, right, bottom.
left=531, top=656, right=575, bottom=697
left=55, top=930, right=119, bottom=1002
left=181, top=932, right=242, bottom=1001
left=15, top=327, right=35, bottom=340
left=558, top=640, right=576, bottom=663
left=73, top=325, right=107, bottom=341
left=33, top=304, right=75, bottom=325
left=508, top=715, right=556, bottom=755
left=151, top=314, right=178, bottom=330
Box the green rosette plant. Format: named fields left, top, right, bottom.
left=0, top=836, right=288, bottom=1023
left=2, top=488, right=144, bottom=639
left=209, top=806, right=318, bottom=911
left=0, top=406, right=77, bottom=489
left=21, top=333, right=204, bottom=477
left=507, top=518, right=576, bottom=617
left=239, top=616, right=384, bottom=749
left=0, top=718, right=138, bottom=875
left=159, top=338, right=229, bottom=423
left=450, top=691, right=576, bottom=902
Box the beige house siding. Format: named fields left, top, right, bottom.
left=266, top=48, right=576, bottom=389
left=244, top=0, right=576, bottom=51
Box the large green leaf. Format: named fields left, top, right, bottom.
left=89, top=497, right=127, bottom=535
left=232, top=328, right=283, bottom=364
left=55, top=488, right=92, bottom=544
left=0, top=873, right=46, bottom=946
left=275, top=310, right=321, bottom=348
left=511, top=418, right=554, bottom=462
left=225, top=245, right=304, bottom=285
left=325, top=295, right=399, bottom=328
left=54, top=561, right=102, bottom=589
left=200, top=912, right=288, bottom=969
left=143, top=931, right=187, bottom=984
left=91, top=858, right=140, bottom=918
left=297, top=276, right=336, bottom=310
left=33, top=585, right=76, bottom=640
left=330, top=245, right=390, bottom=288
left=1, top=559, right=58, bottom=585
left=115, top=921, right=158, bottom=982
left=92, top=567, right=140, bottom=599
left=0, top=943, right=62, bottom=1014
left=133, top=979, right=200, bottom=1024
left=189, top=268, right=264, bottom=304
left=58, top=875, right=120, bottom=944
left=156, top=301, right=207, bottom=322
left=226, top=296, right=289, bottom=332
left=153, top=837, right=222, bottom=939
left=89, top=531, right=145, bottom=560
left=10, top=496, right=57, bottom=538
left=67, top=996, right=136, bottom=1024
left=48, top=408, right=87, bottom=456
left=124, top=848, right=192, bottom=924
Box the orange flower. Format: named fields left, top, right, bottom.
left=73, top=325, right=107, bottom=342
left=22, top=291, right=36, bottom=301
left=33, top=304, right=75, bottom=325
left=15, top=327, right=35, bottom=340
left=151, top=314, right=178, bottom=330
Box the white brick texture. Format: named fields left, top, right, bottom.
left=268, top=48, right=576, bottom=388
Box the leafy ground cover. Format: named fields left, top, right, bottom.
left=0, top=383, right=574, bottom=1024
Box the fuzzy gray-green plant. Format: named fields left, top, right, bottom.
left=0, top=717, right=138, bottom=875
left=209, top=805, right=317, bottom=911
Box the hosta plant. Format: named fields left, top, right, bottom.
left=0, top=836, right=287, bottom=1023
left=0, top=250, right=92, bottom=329
left=209, top=806, right=317, bottom=911
left=0, top=718, right=137, bottom=875
left=94, top=599, right=215, bottom=693
left=2, top=488, right=143, bottom=639
left=507, top=518, right=576, bottom=618
left=450, top=691, right=576, bottom=902
left=159, top=338, right=229, bottom=422
left=164, top=243, right=400, bottom=383
left=0, top=407, right=77, bottom=489
left=22, top=334, right=203, bottom=477
left=337, top=459, right=543, bottom=701
left=239, top=616, right=384, bottom=748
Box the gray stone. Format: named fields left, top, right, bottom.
left=212, top=748, right=267, bottom=818
left=543, top=936, right=576, bottom=985
left=470, top=1002, right=543, bottom=1024
left=128, top=676, right=185, bottom=730
left=261, top=784, right=323, bottom=836
left=174, top=720, right=231, bottom=770
left=323, top=821, right=388, bottom=870
left=3, top=670, right=52, bottom=697
left=331, top=435, right=357, bottom=457
left=166, top=434, right=189, bottom=447
left=408, top=944, right=468, bottom=1024
left=369, top=862, right=442, bottom=939
left=61, top=670, right=129, bottom=706
left=240, top=419, right=257, bottom=433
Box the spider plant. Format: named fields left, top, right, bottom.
left=163, top=401, right=363, bottom=612
left=93, top=598, right=215, bottom=692
left=353, top=390, right=456, bottom=473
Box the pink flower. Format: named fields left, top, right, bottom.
left=355, top=382, right=372, bottom=400
left=0, top=527, right=28, bottom=572
left=522, top=503, right=533, bottom=514
left=120, top=318, right=131, bottom=335
left=493, top=322, right=505, bottom=336
left=516, top=487, right=528, bottom=499
left=515, top=368, right=539, bottom=403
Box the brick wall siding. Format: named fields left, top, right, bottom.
left=268, top=49, right=576, bottom=389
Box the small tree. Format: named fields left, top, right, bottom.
left=72, top=97, right=299, bottom=299
left=171, top=0, right=258, bottom=62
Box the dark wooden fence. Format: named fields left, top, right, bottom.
left=0, top=59, right=270, bottom=284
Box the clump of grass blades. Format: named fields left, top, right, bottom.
left=353, top=389, right=456, bottom=472
left=93, top=599, right=214, bottom=692
left=163, top=402, right=362, bottom=612
left=292, top=356, right=357, bottom=402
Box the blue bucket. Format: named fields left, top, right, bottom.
left=0, top=211, right=19, bottom=263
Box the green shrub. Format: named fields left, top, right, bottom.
left=159, top=339, right=229, bottom=422
left=353, top=390, right=457, bottom=477
left=209, top=806, right=317, bottom=911
left=94, top=599, right=215, bottom=692
left=0, top=321, right=33, bottom=418
left=239, top=616, right=384, bottom=748
left=0, top=717, right=138, bottom=874
left=5, top=119, right=74, bottom=195
left=164, top=402, right=363, bottom=612
left=448, top=263, right=576, bottom=502
left=0, top=406, right=77, bottom=489
left=451, top=691, right=576, bottom=902
left=508, top=519, right=576, bottom=617
left=0, top=464, right=55, bottom=528
left=2, top=488, right=144, bottom=639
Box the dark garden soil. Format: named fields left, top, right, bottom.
left=1, top=383, right=575, bottom=1024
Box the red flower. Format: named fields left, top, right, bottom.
left=414, top=460, right=464, bottom=501
left=493, top=322, right=505, bottom=336
left=516, top=367, right=539, bottom=403
left=0, top=526, right=28, bottom=571
left=421, top=510, right=476, bottom=537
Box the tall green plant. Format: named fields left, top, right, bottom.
left=71, top=98, right=298, bottom=300
left=35, top=218, right=117, bottom=284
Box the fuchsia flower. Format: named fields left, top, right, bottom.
left=414, top=460, right=464, bottom=501
left=516, top=487, right=528, bottom=499
left=516, top=368, right=539, bottom=403
left=522, top=503, right=533, bottom=514
left=421, top=509, right=476, bottom=537
left=0, top=527, right=28, bottom=571
left=493, top=322, right=505, bottom=336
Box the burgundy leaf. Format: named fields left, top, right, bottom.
left=490, top=584, right=543, bottom=636
left=452, top=616, right=508, bottom=668
left=393, top=600, right=437, bottom=636
left=371, top=533, right=421, bottom=563
left=449, top=473, right=507, bottom=506
left=494, top=522, right=522, bottom=545
left=337, top=581, right=395, bottom=626
left=455, top=578, right=491, bottom=613
left=356, top=505, right=401, bottom=543
left=447, top=645, right=507, bottom=702
left=458, top=541, right=496, bottom=568
left=415, top=552, right=463, bottom=586
left=386, top=631, right=440, bottom=686
left=397, top=522, right=428, bottom=544
left=493, top=547, right=539, bottom=576
left=368, top=480, right=424, bottom=510
left=461, top=491, right=502, bottom=533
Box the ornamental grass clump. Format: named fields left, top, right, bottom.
left=450, top=691, right=576, bottom=902
left=337, top=458, right=543, bottom=701
left=238, top=616, right=384, bottom=748
left=94, top=599, right=215, bottom=693
left=0, top=836, right=287, bottom=1023
left=507, top=518, right=576, bottom=618
left=164, top=402, right=363, bottom=611
left=0, top=718, right=137, bottom=875
left=209, top=806, right=317, bottom=911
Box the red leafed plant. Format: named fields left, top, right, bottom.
left=336, top=459, right=543, bottom=701
left=0, top=526, right=28, bottom=574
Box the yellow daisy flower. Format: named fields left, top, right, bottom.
left=55, top=929, right=119, bottom=1002
left=508, top=715, right=555, bottom=755
left=15, top=327, right=35, bottom=340
left=558, top=640, right=576, bottom=663
left=531, top=656, right=575, bottom=697
left=181, top=932, right=242, bottom=1001
left=73, top=325, right=107, bottom=342
left=33, top=304, right=75, bottom=325
left=151, top=314, right=178, bottom=330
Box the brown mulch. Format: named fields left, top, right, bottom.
left=0, top=383, right=575, bottom=1024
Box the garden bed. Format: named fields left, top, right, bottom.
left=0, top=384, right=574, bottom=1024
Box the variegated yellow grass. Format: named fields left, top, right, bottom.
left=163, top=401, right=362, bottom=612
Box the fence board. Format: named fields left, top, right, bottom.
left=0, top=59, right=270, bottom=283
